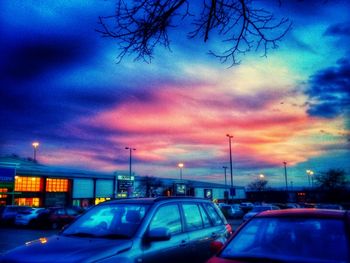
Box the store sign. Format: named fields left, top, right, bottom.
left=175, top=183, right=186, bottom=195
left=204, top=189, right=213, bottom=199
left=116, top=175, right=134, bottom=197
left=0, top=167, right=15, bottom=188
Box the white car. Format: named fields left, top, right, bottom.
left=15, top=208, right=45, bottom=227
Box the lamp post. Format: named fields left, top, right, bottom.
left=226, top=134, right=234, bottom=188
left=306, top=169, right=314, bottom=188
left=283, top=161, right=288, bottom=191
left=178, top=163, right=184, bottom=180
left=223, top=166, right=228, bottom=186
left=32, top=142, right=39, bottom=162
left=259, top=174, right=265, bottom=180
left=125, top=147, right=136, bottom=177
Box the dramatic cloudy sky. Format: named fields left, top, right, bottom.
left=1, top=0, right=349, bottom=187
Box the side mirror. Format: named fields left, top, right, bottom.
left=146, top=227, right=171, bottom=242
left=210, top=241, right=224, bottom=254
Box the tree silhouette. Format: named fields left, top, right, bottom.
left=247, top=178, right=268, bottom=191
left=315, top=169, right=348, bottom=191
left=136, top=176, right=164, bottom=197
left=97, top=0, right=292, bottom=65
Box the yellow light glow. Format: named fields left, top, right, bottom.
left=39, top=238, right=47, bottom=244
left=32, top=142, right=39, bottom=148
left=178, top=163, right=184, bottom=168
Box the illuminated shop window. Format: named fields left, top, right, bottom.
left=46, top=178, right=68, bottom=192
left=14, top=176, right=42, bottom=192
left=16, top=198, right=40, bottom=207
left=0, top=188, right=8, bottom=198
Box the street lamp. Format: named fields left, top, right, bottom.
left=283, top=161, right=288, bottom=191
left=32, top=142, right=39, bottom=161
left=306, top=169, right=314, bottom=188
left=223, top=166, right=228, bottom=186
left=226, top=134, right=234, bottom=188
left=259, top=174, right=265, bottom=179
left=178, top=163, right=184, bottom=180
left=125, top=147, right=136, bottom=177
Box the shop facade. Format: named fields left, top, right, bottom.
left=0, top=156, right=245, bottom=207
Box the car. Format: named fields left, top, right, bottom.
left=207, top=209, right=350, bottom=263
left=0, top=205, right=32, bottom=226
left=34, top=207, right=83, bottom=229
left=0, top=197, right=232, bottom=263
left=242, top=204, right=280, bottom=221
left=14, top=207, right=46, bottom=227
left=239, top=202, right=254, bottom=213
left=315, top=203, right=343, bottom=210
left=220, top=204, right=244, bottom=219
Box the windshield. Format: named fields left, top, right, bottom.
left=220, top=217, right=348, bottom=262
left=62, top=203, right=149, bottom=239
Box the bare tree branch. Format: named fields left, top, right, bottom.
left=97, top=0, right=291, bottom=65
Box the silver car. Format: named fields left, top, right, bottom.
left=1, top=197, right=232, bottom=263
left=15, top=207, right=45, bottom=227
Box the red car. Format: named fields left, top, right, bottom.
left=208, top=209, right=350, bottom=263
left=34, top=207, right=83, bottom=229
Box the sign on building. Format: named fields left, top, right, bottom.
left=116, top=175, right=134, bottom=198
left=0, top=167, right=16, bottom=188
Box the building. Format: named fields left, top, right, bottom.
left=0, top=156, right=245, bottom=207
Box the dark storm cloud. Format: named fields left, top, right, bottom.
left=68, top=88, right=157, bottom=109
left=306, top=58, right=350, bottom=118
left=0, top=35, right=94, bottom=82
left=324, top=23, right=350, bottom=36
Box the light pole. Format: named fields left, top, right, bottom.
left=223, top=166, right=228, bottom=186
left=125, top=147, right=136, bottom=177
left=178, top=163, right=184, bottom=180
left=226, top=134, right=234, bottom=188
left=306, top=169, right=314, bottom=188
left=283, top=161, right=288, bottom=191
left=32, top=142, right=39, bottom=162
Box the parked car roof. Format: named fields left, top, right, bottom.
left=256, top=208, right=347, bottom=219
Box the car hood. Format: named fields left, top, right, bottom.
left=0, top=235, right=133, bottom=263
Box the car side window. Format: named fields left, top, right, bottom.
left=199, top=204, right=211, bottom=227
left=149, top=204, right=182, bottom=235
left=203, top=203, right=223, bottom=226
left=182, top=204, right=203, bottom=231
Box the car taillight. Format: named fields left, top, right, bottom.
left=225, top=223, right=232, bottom=234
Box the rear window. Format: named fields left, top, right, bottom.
left=203, top=203, right=223, bottom=226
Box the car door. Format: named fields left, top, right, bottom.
left=141, top=203, right=190, bottom=263
left=181, top=202, right=217, bottom=263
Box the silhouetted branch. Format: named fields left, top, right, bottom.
left=97, top=0, right=291, bottom=65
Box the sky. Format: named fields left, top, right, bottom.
left=0, top=0, right=349, bottom=188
